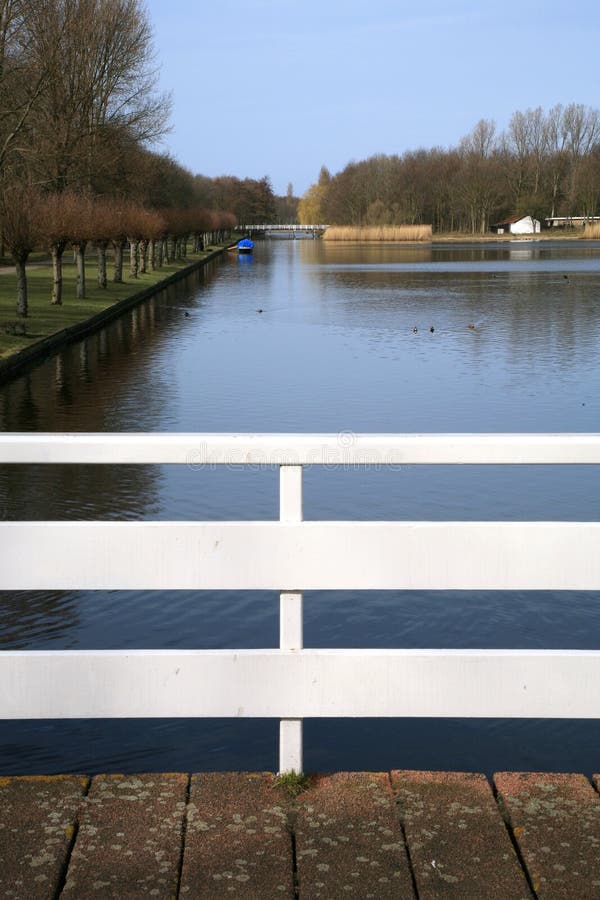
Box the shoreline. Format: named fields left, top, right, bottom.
left=1, top=232, right=595, bottom=384
left=0, top=245, right=227, bottom=385
left=319, top=232, right=597, bottom=244
left=432, top=231, right=593, bottom=243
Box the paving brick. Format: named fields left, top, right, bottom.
left=180, top=772, right=293, bottom=898
left=0, top=774, right=88, bottom=900
left=392, top=770, right=530, bottom=899
left=295, top=772, right=414, bottom=899
left=496, top=771, right=600, bottom=898
left=62, top=773, right=188, bottom=898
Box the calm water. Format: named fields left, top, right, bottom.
left=1, top=239, right=600, bottom=775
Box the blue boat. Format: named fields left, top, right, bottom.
left=237, top=238, right=254, bottom=255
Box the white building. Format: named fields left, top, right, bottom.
left=491, top=215, right=541, bottom=235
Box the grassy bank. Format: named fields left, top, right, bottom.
left=0, top=245, right=226, bottom=363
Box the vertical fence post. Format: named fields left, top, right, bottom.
left=279, top=464, right=303, bottom=773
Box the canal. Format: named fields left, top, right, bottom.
left=1, top=239, right=600, bottom=775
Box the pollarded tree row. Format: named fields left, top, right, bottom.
left=0, top=0, right=241, bottom=317
left=0, top=185, right=236, bottom=317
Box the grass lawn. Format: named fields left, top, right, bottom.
left=0, top=246, right=225, bottom=360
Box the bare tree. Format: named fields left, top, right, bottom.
left=106, top=198, right=132, bottom=283
left=70, top=194, right=94, bottom=299
left=0, top=1, right=49, bottom=180
left=509, top=106, right=548, bottom=199
left=22, top=0, right=170, bottom=193
left=90, top=198, right=116, bottom=289
left=38, top=190, right=79, bottom=304
left=126, top=204, right=161, bottom=278
left=0, top=182, right=41, bottom=315
left=562, top=103, right=600, bottom=158
left=460, top=119, right=497, bottom=159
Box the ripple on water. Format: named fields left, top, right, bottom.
left=1, top=240, right=600, bottom=774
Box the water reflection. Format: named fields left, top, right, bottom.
left=1, top=261, right=220, bottom=431
left=299, top=242, right=600, bottom=395
left=0, top=262, right=224, bottom=651
left=311, top=242, right=433, bottom=266
left=1, top=242, right=600, bottom=775
left=0, top=591, right=80, bottom=649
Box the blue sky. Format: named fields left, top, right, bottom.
left=144, top=0, right=600, bottom=196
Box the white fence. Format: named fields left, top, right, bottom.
left=1, top=433, right=600, bottom=773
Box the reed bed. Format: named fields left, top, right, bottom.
left=583, top=222, right=600, bottom=239
left=323, top=225, right=432, bottom=242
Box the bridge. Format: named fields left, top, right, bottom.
left=239, top=223, right=329, bottom=238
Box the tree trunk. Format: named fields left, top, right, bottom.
left=550, top=174, right=560, bottom=219
left=148, top=240, right=155, bottom=271
left=113, top=241, right=124, bottom=283
left=73, top=241, right=87, bottom=299
left=139, top=239, right=147, bottom=274
left=129, top=238, right=139, bottom=278
left=51, top=244, right=65, bottom=305
left=97, top=241, right=108, bottom=288
left=15, top=256, right=28, bottom=317
left=156, top=239, right=164, bottom=268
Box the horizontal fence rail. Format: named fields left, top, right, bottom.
left=2, top=650, right=600, bottom=720
left=3, top=522, right=600, bottom=591
left=1, top=432, right=600, bottom=773
left=4, top=432, right=600, bottom=465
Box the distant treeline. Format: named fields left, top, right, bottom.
left=298, top=104, right=600, bottom=233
